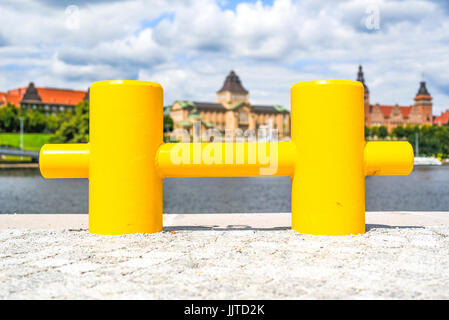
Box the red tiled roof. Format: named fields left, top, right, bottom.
left=374, top=104, right=413, bottom=118
left=0, top=86, right=86, bottom=107
left=400, top=106, right=412, bottom=118
left=434, top=110, right=449, bottom=125
left=378, top=106, right=393, bottom=118
left=36, top=88, right=86, bottom=105
left=5, top=88, right=27, bottom=106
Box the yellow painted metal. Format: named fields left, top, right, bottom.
left=39, top=78, right=414, bottom=236
left=291, top=80, right=367, bottom=236
left=88, top=80, right=163, bottom=235
left=156, top=141, right=296, bottom=177
left=364, top=141, right=414, bottom=176
left=39, top=143, right=89, bottom=178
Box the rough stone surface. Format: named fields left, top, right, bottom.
left=1, top=225, right=449, bottom=299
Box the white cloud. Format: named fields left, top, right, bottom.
left=0, top=0, right=449, bottom=114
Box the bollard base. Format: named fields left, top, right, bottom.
left=89, top=226, right=163, bottom=236
left=291, top=224, right=365, bottom=236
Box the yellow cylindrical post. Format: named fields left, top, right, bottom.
left=89, top=80, right=163, bottom=235
left=291, top=80, right=365, bottom=236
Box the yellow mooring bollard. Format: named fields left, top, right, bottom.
left=39, top=79, right=413, bottom=236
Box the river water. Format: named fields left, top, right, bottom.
left=0, top=166, right=448, bottom=213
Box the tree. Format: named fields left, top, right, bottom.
left=45, top=113, right=63, bottom=133
left=378, top=126, right=388, bottom=138
left=436, top=126, right=449, bottom=158
left=364, top=126, right=371, bottom=138
left=24, top=109, right=47, bottom=133
left=391, top=125, right=405, bottom=138
left=50, top=101, right=89, bottom=143
left=163, top=115, right=174, bottom=133
left=0, top=103, right=20, bottom=132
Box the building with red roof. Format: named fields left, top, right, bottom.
left=0, top=82, right=87, bottom=114
left=358, top=66, right=433, bottom=131
left=434, top=110, right=449, bottom=126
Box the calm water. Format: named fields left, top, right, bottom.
left=0, top=166, right=448, bottom=213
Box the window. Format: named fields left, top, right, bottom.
left=239, top=112, right=248, bottom=124
left=171, top=110, right=183, bottom=121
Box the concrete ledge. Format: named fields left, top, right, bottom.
left=2, top=212, right=449, bottom=299
left=1, top=211, right=449, bottom=230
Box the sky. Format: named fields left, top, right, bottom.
left=0, top=0, right=449, bottom=114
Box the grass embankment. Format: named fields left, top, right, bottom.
left=0, top=133, right=53, bottom=151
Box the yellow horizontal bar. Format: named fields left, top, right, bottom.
left=39, top=143, right=90, bottom=178
left=364, top=141, right=414, bottom=176
left=156, top=142, right=296, bottom=177
left=39, top=140, right=413, bottom=179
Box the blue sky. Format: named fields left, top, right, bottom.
left=0, top=0, right=449, bottom=114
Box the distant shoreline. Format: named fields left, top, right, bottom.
left=0, top=163, right=448, bottom=169
left=0, top=163, right=38, bottom=169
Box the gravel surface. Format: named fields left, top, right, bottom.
left=1, top=225, right=449, bottom=299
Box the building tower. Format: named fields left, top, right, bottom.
left=414, top=81, right=433, bottom=125
left=20, top=82, right=42, bottom=108
left=216, top=70, right=249, bottom=108
left=357, top=65, right=370, bottom=126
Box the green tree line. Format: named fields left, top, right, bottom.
left=0, top=101, right=174, bottom=144
left=4, top=100, right=447, bottom=158
left=366, top=124, right=449, bottom=158
left=0, top=103, right=73, bottom=134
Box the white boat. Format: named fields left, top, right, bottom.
left=414, top=156, right=442, bottom=166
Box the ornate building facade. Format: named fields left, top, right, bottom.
left=0, top=82, right=87, bottom=114
left=357, top=66, right=433, bottom=131
left=169, top=71, right=290, bottom=140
